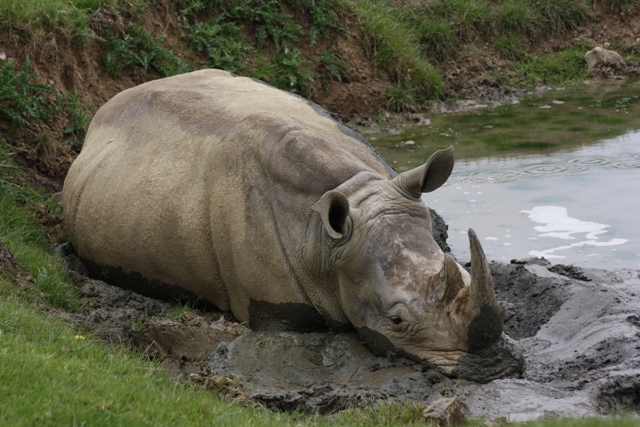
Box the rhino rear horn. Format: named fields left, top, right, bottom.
left=392, top=146, right=455, bottom=199
left=313, top=190, right=351, bottom=239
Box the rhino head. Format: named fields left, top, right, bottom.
left=312, top=146, right=524, bottom=382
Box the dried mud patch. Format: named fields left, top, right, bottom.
left=67, top=259, right=640, bottom=420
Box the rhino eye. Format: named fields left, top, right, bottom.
left=390, top=316, right=404, bottom=325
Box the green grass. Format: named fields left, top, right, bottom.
left=355, top=0, right=444, bottom=101
left=0, top=179, right=79, bottom=310
left=0, top=294, right=300, bottom=426
left=0, top=0, right=121, bottom=31
left=514, top=46, right=590, bottom=85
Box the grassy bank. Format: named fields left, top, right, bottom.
left=3, top=0, right=638, bottom=113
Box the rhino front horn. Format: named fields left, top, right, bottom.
left=460, top=228, right=503, bottom=350
left=392, top=146, right=455, bottom=199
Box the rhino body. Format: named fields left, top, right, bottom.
left=63, top=69, right=522, bottom=381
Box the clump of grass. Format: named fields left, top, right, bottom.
left=514, top=47, right=589, bottom=85
left=355, top=0, right=444, bottom=101
left=535, top=0, right=590, bottom=33
left=496, top=0, right=540, bottom=40
left=0, top=0, right=120, bottom=32
left=416, top=20, right=459, bottom=62
left=496, top=35, right=526, bottom=61
left=599, top=0, right=638, bottom=12
left=385, top=84, right=418, bottom=113
left=0, top=59, right=56, bottom=125
left=105, top=24, right=189, bottom=78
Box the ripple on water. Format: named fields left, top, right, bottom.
left=567, top=156, right=612, bottom=166
left=607, top=158, right=640, bottom=169
left=452, top=169, right=523, bottom=184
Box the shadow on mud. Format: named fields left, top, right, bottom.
left=73, top=260, right=640, bottom=421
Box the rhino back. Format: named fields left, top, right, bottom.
left=63, top=69, right=390, bottom=324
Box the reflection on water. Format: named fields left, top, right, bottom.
left=520, top=206, right=628, bottom=260
left=371, top=83, right=640, bottom=269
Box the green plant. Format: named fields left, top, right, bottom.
left=286, top=0, right=347, bottom=45
left=105, top=24, right=189, bottom=78
left=534, top=0, right=590, bottom=33
left=0, top=59, right=56, bottom=125
left=599, top=0, right=639, bottom=12
left=60, top=93, right=93, bottom=145
left=514, top=47, right=588, bottom=85
left=273, top=49, right=313, bottom=95
left=184, top=18, right=249, bottom=72
left=253, top=0, right=300, bottom=50
left=496, top=0, right=540, bottom=39
left=496, top=35, right=526, bottom=61
left=317, top=46, right=349, bottom=92
left=385, top=84, right=418, bottom=113
left=417, top=20, right=458, bottom=61
left=0, top=0, right=120, bottom=32
left=355, top=0, right=444, bottom=101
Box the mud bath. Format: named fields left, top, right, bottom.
left=72, top=258, right=640, bottom=420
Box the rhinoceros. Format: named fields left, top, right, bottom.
left=62, top=69, right=523, bottom=381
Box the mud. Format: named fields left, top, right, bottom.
left=67, top=255, right=640, bottom=420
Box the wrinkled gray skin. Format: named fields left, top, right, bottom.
left=62, top=69, right=523, bottom=381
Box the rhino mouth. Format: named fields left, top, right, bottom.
left=451, top=334, right=525, bottom=383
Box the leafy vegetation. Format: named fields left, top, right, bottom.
left=317, top=46, right=349, bottom=91
left=105, top=24, right=189, bottom=78
left=0, top=59, right=55, bottom=125
left=183, top=17, right=249, bottom=73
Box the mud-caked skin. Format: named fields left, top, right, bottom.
left=62, top=69, right=523, bottom=381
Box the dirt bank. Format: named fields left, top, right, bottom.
left=69, top=256, right=640, bottom=420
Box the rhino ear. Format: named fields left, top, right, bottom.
left=392, top=145, right=455, bottom=199
left=312, top=190, right=351, bottom=240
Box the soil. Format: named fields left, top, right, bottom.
left=61, top=255, right=640, bottom=420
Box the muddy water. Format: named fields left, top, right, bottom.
left=370, top=82, right=640, bottom=269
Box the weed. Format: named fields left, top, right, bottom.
left=599, top=0, right=639, bottom=12
left=496, top=0, right=540, bottom=39
left=355, top=0, right=444, bottom=100
left=286, top=0, right=347, bottom=45
left=253, top=49, right=313, bottom=96
left=60, top=93, right=93, bottom=146
left=105, top=24, right=189, bottom=78
left=417, top=20, right=458, bottom=61
left=0, top=59, right=56, bottom=125
left=514, top=47, right=589, bottom=85
left=385, top=84, right=419, bottom=113
left=496, top=35, right=526, bottom=61
left=184, top=18, right=249, bottom=72
left=0, top=0, right=119, bottom=32
left=534, top=0, right=590, bottom=33
left=253, top=0, right=300, bottom=50
left=317, top=46, right=349, bottom=92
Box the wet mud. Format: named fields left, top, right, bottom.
left=70, top=257, right=640, bottom=420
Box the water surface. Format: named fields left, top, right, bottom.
left=371, top=82, right=640, bottom=269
